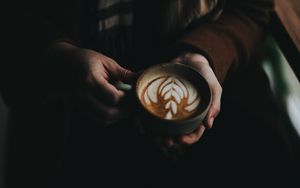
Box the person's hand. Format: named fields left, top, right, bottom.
left=162, top=53, right=222, bottom=147
left=45, top=42, right=136, bottom=126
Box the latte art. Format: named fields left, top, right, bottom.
left=142, top=76, right=200, bottom=120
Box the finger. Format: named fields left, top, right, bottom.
left=182, top=53, right=209, bottom=66
left=181, top=54, right=222, bottom=129
left=152, top=136, right=174, bottom=148
left=105, top=59, right=136, bottom=83
left=204, top=83, right=222, bottom=129
left=118, top=67, right=138, bottom=84
left=179, top=125, right=206, bottom=145
left=95, top=77, right=125, bottom=105
left=170, top=57, right=184, bottom=64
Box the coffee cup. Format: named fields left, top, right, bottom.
left=117, top=63, right=211, bottom=136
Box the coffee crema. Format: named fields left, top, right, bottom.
left=141, top=75, right=200, bottom=120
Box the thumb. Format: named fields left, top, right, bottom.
left=109, top=61, right=137, bottom=84
left=118, top=67, right=137, bottom=84
left=204, top=83, right=222, bottom=129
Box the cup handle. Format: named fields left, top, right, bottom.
left=114, top=70, right=143, bottom=91
left=114, top=81, right=133, bottom=91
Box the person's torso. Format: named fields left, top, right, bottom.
left=37, top=0, right=224, bottom=70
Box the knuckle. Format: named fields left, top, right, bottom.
left=215, top=107, right=221, bottom=114
left=182, top=140, right=192, bottom=145
left=218, top=85, right=223, bottom=93
left=213, top=83, right=222, bottom=93
left=85, top=72, right=96, bottom=85
left=211, top=106, right=220, bottom=115
left=81, top=49, right=96, bottom=62
left=103, top=55, right=115, bottom=63
left=210, top=105, right=220, bottom=115
left=119, top=68, right=128, bottom=80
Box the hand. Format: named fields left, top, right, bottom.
left=163, top=53, right=222, bottom=147
left=45, top=42, right=136, bottom=126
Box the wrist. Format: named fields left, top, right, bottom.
left=173, top=42, right=215, bottom=70
left=47, top=41, right=79, bottom=57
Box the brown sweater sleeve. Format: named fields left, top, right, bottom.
left=180, top=0, right=274, bottom=83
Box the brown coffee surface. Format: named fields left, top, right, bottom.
left=141, top=75, right=201, bottom=120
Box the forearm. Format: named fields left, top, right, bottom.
left=180, top=0, right=274, bottom=83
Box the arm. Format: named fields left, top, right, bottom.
left=2, top=1, right=135, bottom=125
left=181, top=0, right=274, bottom=83
left=163, top=0, right=274, bottom=147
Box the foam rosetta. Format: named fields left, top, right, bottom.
left=142, top=75, right=200, bottom=120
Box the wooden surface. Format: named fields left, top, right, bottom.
left=274, top=0, right=300, bottom=81
left=275, top=0, right=300, bottom=52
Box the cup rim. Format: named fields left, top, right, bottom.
left=135, top=63, right=212, bottom=123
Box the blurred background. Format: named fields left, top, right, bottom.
left=0, top=94, right=8, bottom=188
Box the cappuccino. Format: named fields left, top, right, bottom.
left=140, top=75, right=200, bottom=120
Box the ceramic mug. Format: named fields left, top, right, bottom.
left=116, top=63, right=211, bottom=136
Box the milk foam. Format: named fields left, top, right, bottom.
left=143, top=75, right=200, bottom=120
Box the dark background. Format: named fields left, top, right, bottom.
left=1, top=0, right=300, bottom=187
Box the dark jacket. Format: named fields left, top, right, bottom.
left=3, top=0, right=273, bottom=82
left=1, top=0, right=276, bottom=124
